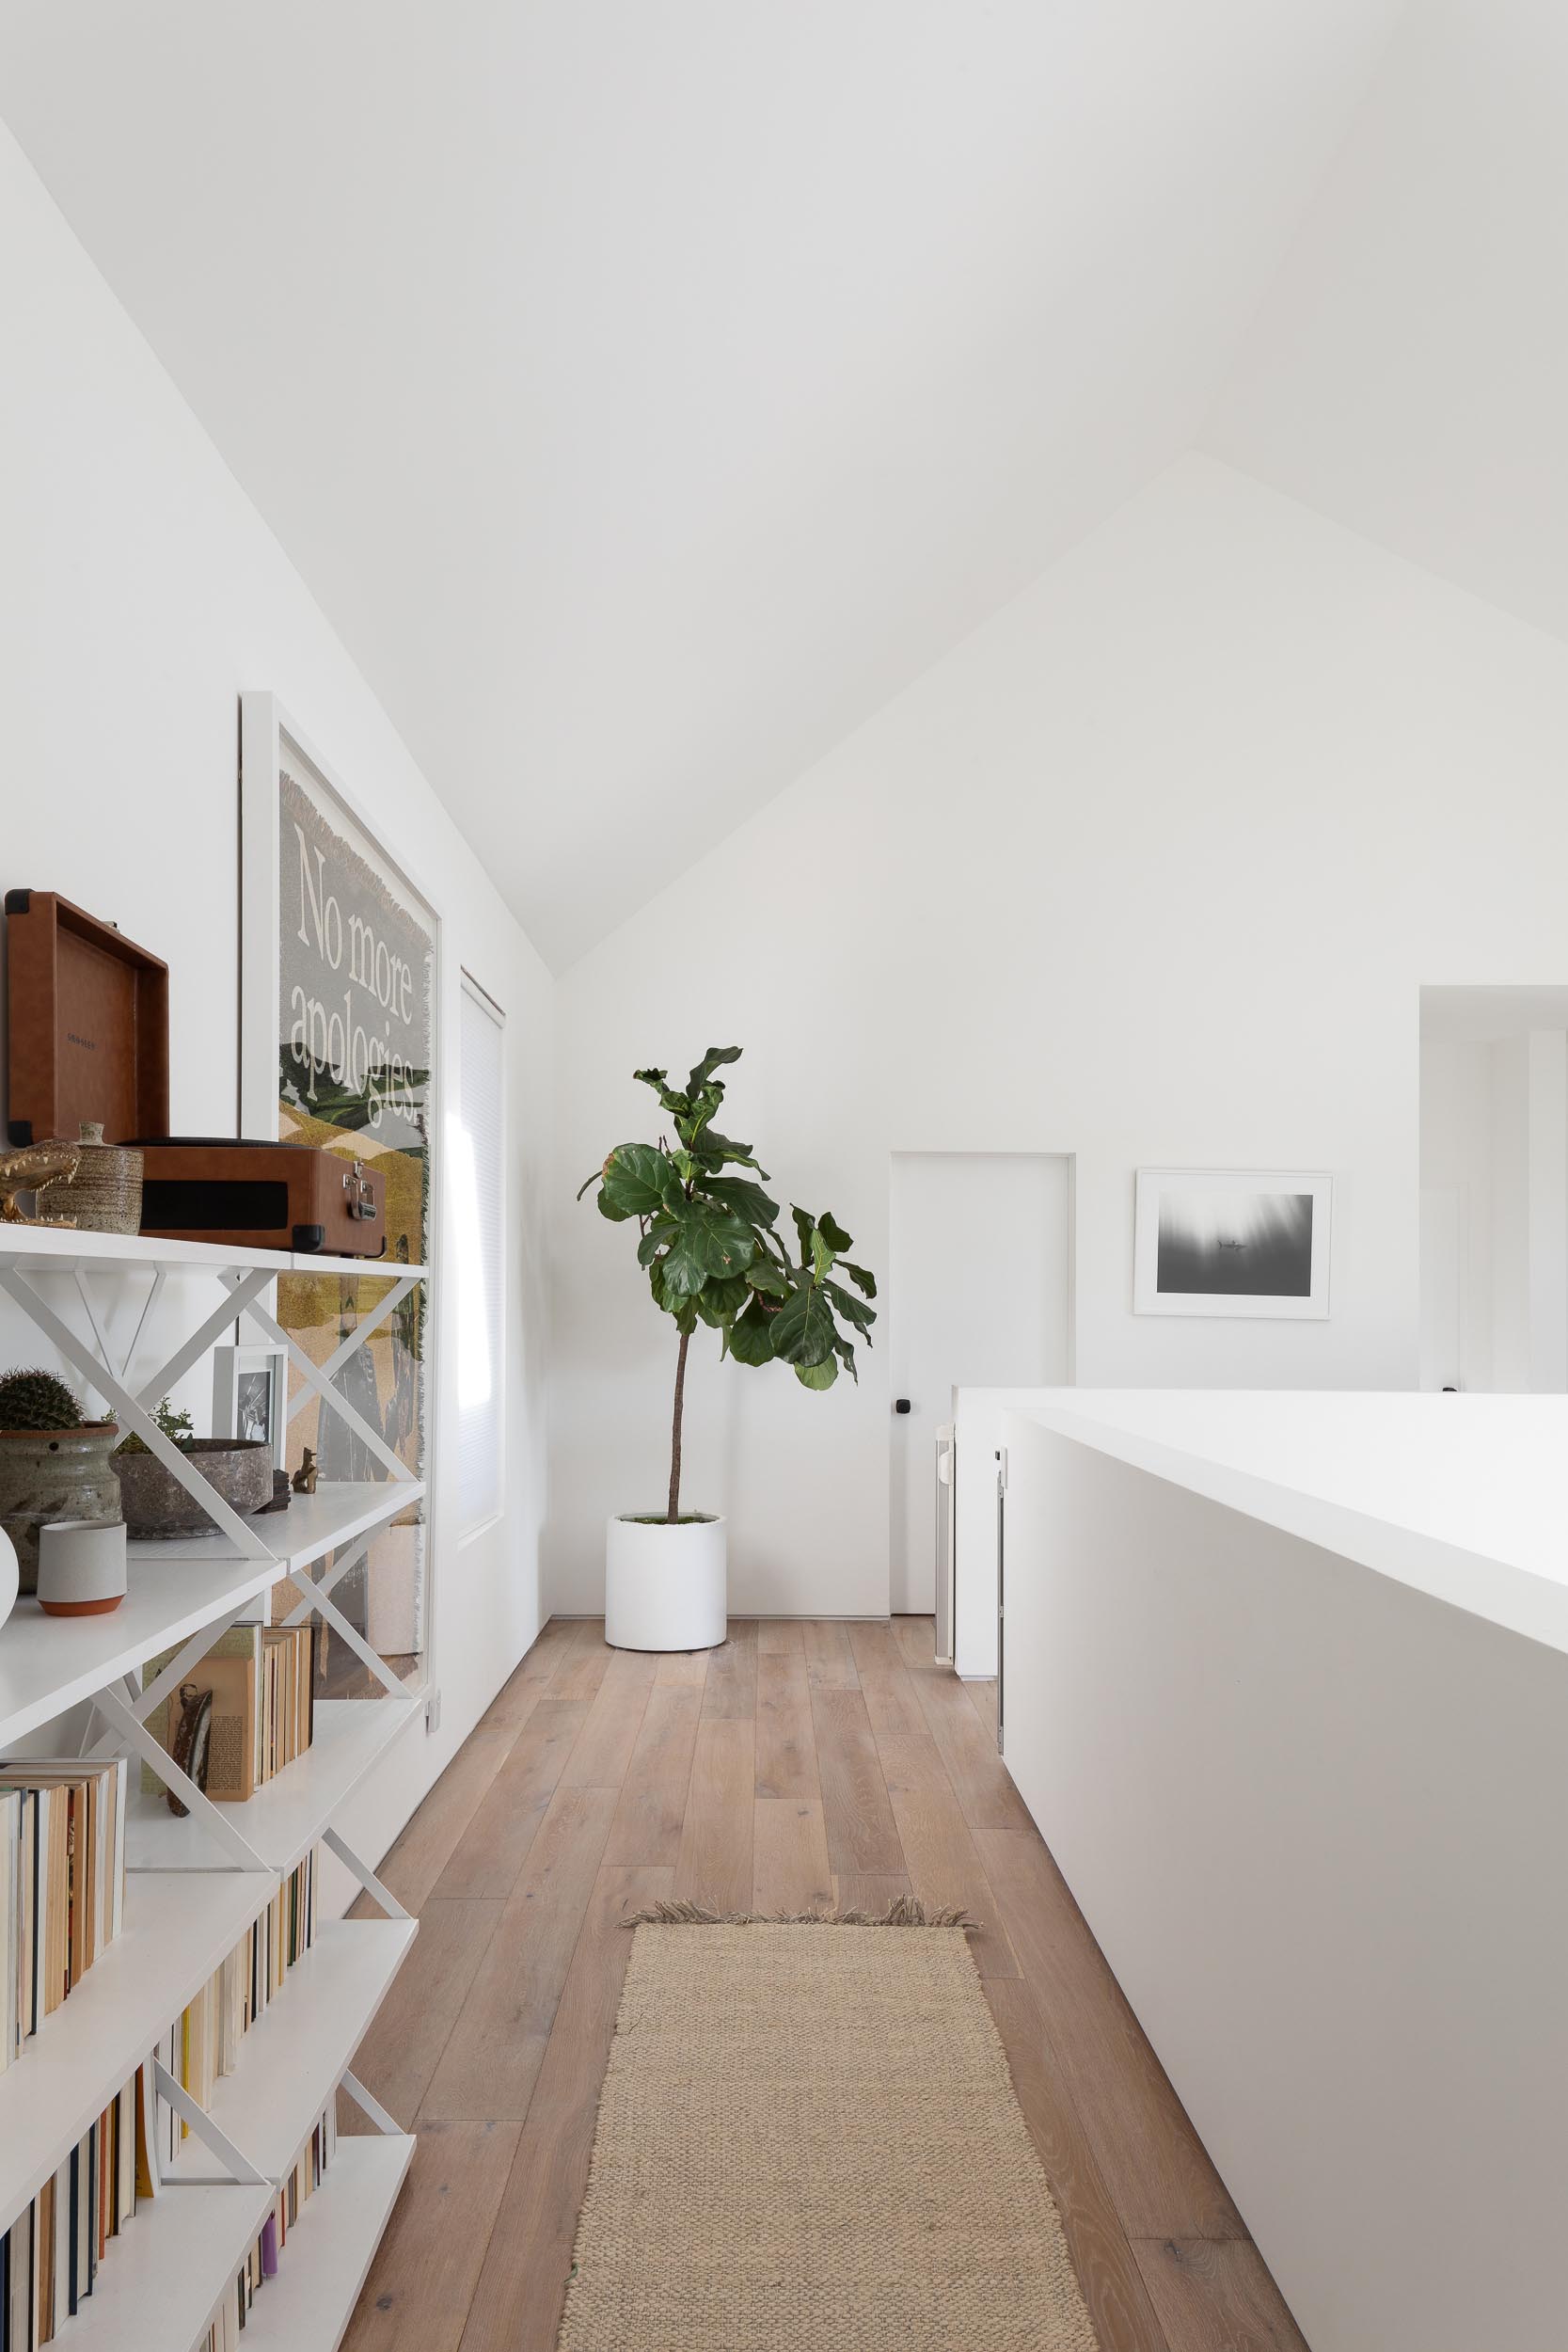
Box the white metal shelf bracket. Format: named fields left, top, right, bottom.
left=226, top=1276, right=419, bottom=1485
left=91, top=1682, right=272, bottom=1874
left=0, top=1265, right=286, bottom=1562
left=323, top=1826, right=411, bottom=1923
left=338, top=2070, right=404, bottom=2137
left=282, top=1541, right=407, bottom=1700
left=152, top=2058, right=270, bottom=2187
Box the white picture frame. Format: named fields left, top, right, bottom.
left=212, top=1343, right=290, bottom=1469
left=1133, top=1168, right=1332, bottom=1319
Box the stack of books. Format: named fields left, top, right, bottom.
left=194, top=2105, right=338, bottom=2352
left=152, top=1847, right=319, bottom=2174
left=1, top=2063, right=144, bottom=2347
left=0, top=1761, right=129, bottom=2063
left=140, top=1624, right=318, bottom=1805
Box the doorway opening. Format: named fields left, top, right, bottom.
left=887, top=1151, right=1072, bottom=1614
left=1419, top=986, right=1568, bottom=1391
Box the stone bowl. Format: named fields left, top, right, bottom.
left=0, top=1422, right=123, bottom=1591
left=114, top=1438, right=275, bottom=1539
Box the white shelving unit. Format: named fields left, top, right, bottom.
left=0, top=1226, right=429, bottom=2351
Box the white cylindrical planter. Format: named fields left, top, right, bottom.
left=605, top=1513, right=726, bottom=1652
left=37, top=1518, right=127, bottom=1617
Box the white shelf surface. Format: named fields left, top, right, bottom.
left=132, top=1477, right=426, bottom=1574
left=43, top=2176, right=276, bottom=2352
left=0, top=1483, right=420, bottom=1749
left=128, top=1694, right=423, bottom=1874
left=0, top=1869, right=277, bottom=2236
left=0, top=1561, right=283, bottom=1749
left=166, top=1919, right=418, bottom=2185
left=237, top=2136, right=416, bottom=2352
left=0, top=1224, right=428, bottom=1280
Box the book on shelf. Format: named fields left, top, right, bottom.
left=156, top=1847, right=319, bottom=2168
left=139, top=1623, right=317, bottom=1805
left=0, top=1761, right=128, bottom=2066
left=194, top=2103, right=338, bottom=2352
left=0, top=2065, right=140, bottom=2352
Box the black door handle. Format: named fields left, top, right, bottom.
left=895, top=1398, right=911, bottom=1415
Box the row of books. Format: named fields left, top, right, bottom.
left=0, top=2064, right=143, bottom=2351
left=153, top=1848, right=319, bottom=2174
left=142, top=1623, right=318, bottom=1806
left=196, top=2105, right=337, bottom=2352
left=0, top=1762, right=128, bottom=2068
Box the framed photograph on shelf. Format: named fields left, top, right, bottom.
left=211, top=1343, right=290, bottom=1470
left=1133, top=1168, right=1332, bottom=1319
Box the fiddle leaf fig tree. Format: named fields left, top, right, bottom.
left=578, top=1046, right=877, bottom=1521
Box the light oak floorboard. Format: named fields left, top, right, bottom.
left=340, top=1897, right=503, bottom=2133
left=812, top=1685, right=904, bottom=1874
left=1132, top=2237, right=1310, bottom=2351
left=673, top=1717, right=755, bottom=1915
left=914, top=1661, right=1034, bottom=1832
left=876, top=1733, right=1018, bottom=1978
left=420, top=1783, right=617, bottom=2121
left=892, top=1614, right=937, bottom=1670
left=754, top=1618, right=806, bottom=1656
left=754, top=1648, right=820, bottom=1800
left=560, top=1645, right=657, bottom=1788
left=341, top=2119, right=520, bottom=2352
left=653, top=1647, right=711, bottom=1687
left=548, top=1621, right=611, bottom=1702
left=699, top=1617, right=758, bottom=1720
left=752, top=1796, right=835, bottom=1914
left=456, top=1862, right=673, bottom=2352
left=848, top=1620, right=928, bottom=1740
left=832, top=1869, right=914, bottom=1915
left=602, top=1683, right=704, bottom=1867
left=802, top=1617, right=860, bottom=1687
left=430, top=1699, right=589, bottom=1899
left=965, top=1677, right=1000, bottom=1738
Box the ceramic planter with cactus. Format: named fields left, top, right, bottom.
left=0, top=1368, right=122, bottom=1592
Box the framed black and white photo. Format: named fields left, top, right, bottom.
left=1133, top=1168, right=1332, bottom=1319
left=212, top=1343, right=290, bottom=1469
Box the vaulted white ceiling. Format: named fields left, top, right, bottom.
left=0, top=4, right=1413, bottom=966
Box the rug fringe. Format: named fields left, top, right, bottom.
left=622, top=1897, right=977, bottom=1931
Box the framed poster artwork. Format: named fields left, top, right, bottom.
left=240, top=693, right=438, bottom=1673
left=212, top=1343, right=289, bottom=1470
left=1133, top=1168, right=1332, bottom=1319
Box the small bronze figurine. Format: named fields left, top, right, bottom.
left=293, top=1446, right=319, bottom=1496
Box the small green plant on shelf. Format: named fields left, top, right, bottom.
left=115, top=1396, right=195, bottom=1456
left=578, top=1045, right=877, bottom=1522
left=0, top=1367, right=93, bottom=1431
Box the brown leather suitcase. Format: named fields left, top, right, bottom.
left=5, top=890, right=169, bottom=1146
left=135, top=1139, right=388, bottom=1258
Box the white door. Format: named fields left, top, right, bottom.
left=888, top=1152, right=1071, bottom=1614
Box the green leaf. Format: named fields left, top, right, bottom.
left=768, top=1281, right=836, bottom=1366
left=810, top=1225, right=835, bottom=1282
left=658, top=1228, right=711, bottom=1296
left=789, top=1206, right=815, bottom=1265
left=693, top=1273, right=749, bottom=1327
left=698, top=1174, right=779, bottom=1227
left=841, top=1260, right=878, bottom=1299
left=726, top=1296, right=777, bottom=1365
left=690, top=1130, right=765, bottom=1175
left=686, top=1045, right=742, bottom=1093
left=817, top=1211, right=853, bottom=1255
left=823, top=1279, right=876, bottom=1334
left=744, top=1259, right=789, bottom=1297
left=633, top=1068, right=691, bottom=1120
left=795, top=1357, right=837, bottom=1391
left=600, top=1142, right=681, bottom=1220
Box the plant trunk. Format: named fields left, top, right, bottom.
left=667, top=1325, right=691, bottom=1523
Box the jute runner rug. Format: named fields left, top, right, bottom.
left=556, top=1905, right=1101, bottom=2351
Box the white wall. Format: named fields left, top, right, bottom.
left=550, top=453, right=1568, bottom=1616
left=0, top=125, right=554, bottom=1879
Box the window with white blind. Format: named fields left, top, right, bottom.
left=454, top=972, right=506, bottom=1533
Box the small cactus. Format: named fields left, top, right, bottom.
left=0, top=1368, right=86, bottom=1432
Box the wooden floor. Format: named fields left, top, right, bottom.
left=339, top=1617, right=1309, bottom=2352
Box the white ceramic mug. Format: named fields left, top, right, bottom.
left=37, top=1518, right=127, bottom=1617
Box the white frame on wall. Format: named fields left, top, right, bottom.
left=238, top=691, right=444, bottom=1678
left=1132, top=1166, right=1333, bottom=1319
